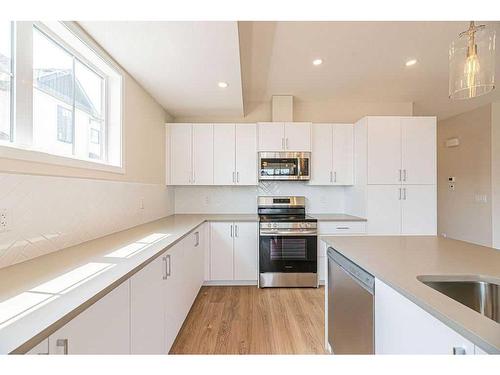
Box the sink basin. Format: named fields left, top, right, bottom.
left=417, top=275, right=500, bottom=324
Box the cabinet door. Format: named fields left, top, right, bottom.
left=367, top=117, right=402, bottom=184
left=170, top=124, right=192, bottom=185
left=130, top=255, right=166, bottom=354
left=285, top=122, right=311, bottom=151
left=366, top=185, right=402, bottom=235
left=213, top=124, right=236, bottom=185
left=258, top=122, right=284, bottom=151
left=192, top=124, right=214, bottom=185
left=49, top=281, right=130, bottom=354
left=309, top=124, right=333, bottom=185
left=233, top=222, right=258, bottom=281
left=401, top=185, right=436, bottom=235
left=235, top=124, right=258, bottom=185
left=401, top=117, right=436, bottom=185
left=210, top=222, right=234, bottom=281
left=332, top=123, right=354, bottom=185
left=375, top=279, right=475, bottom=354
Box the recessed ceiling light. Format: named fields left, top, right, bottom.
left=312, top=59, right=323, bottom=66
left=218, top=81, right=228, bottom=88
left=405, top=59, right=417, bottom=67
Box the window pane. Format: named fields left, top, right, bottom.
left=0, top=22, right=12, bottom=141
left=33, top=27, right=74, bottom=155
left=75, top=60, right=103, bottom=118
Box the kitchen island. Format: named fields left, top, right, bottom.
left=322, top=235, right=500, bottom=354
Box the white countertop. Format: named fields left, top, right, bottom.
left=322, top=235, right=500, bottom=354
left=0, top=214, right=258, bottom=354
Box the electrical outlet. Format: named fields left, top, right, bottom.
left=0, top=209, right=10, bottom=232
left=140, top=197, right=145, bottom=209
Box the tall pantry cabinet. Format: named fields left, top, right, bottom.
left=346, top=116, right=437, bottom=235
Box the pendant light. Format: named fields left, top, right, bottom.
left=449, top=21, right=496, bottom=100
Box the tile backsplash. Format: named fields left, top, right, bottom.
left=0, top=173, right=174, bottom=269
left=174, top=181, right=345, bottom=213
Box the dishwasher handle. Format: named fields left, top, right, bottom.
left=328, top=247, right=374, bottom=294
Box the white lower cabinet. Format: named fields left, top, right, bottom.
left=375, top=279, right=475, bottom=354
left=209, top=222, right=258, bottom=282
left=48, top=281, right=131, bottom=354
left=130, top=255, right=167, bottom=354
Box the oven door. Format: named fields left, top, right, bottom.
left=259, top=232, right=317, bottom=273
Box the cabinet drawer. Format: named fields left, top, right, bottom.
left=318, top=221, right=366, bottom=234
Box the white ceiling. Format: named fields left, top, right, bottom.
left=79, top=21, right=500, bottom=120
left=239, top=21, right=500, bottom=119
left=79, top=21, right=244, bottom=118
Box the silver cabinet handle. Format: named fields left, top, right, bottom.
left=329, top=171, right=333, bottom=183
left=399, top=169, right=402, bottom=182
left=404, top=188, right=407, bottom=200
left=162, top=256, right=168, bottom=280
left=453, top=347, right=467, bottom=355
left=194, top=231, right=199, bottom=247
left=167, top=254, right=171, bottom=277
left=403, top=169, right=407, bottom=182
left=232, top=171, right=235, bottom=183
left=56, top=339, right=68, bottom=355
left=334, top=171, right=337, bottom=183
left=336, top=226, right=350, bottom=230
left=281, top=138, right=284, bottom=150
left=398, top=187, right=402, bottom=200
left=230, top=224, right=233, bottom=238
left=286, top=138, right=289, bottom=149
left=236, top=171, right=240, bottom=183
left=235, top=224, right=239, bottom=238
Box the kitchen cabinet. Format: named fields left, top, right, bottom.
left=367, top=117, right=436, bottom=185
left=209, top=221, right=258, bottom=282
left=366, top=185, right=436, bottom=235
left=192, top=124, right=214, bottom=185
left=169, top=124, right=192, bottom=185
left=130, top=254, right=167, bottom=354
left=310, top=123, right=354, bottom=185
left=258, top=122, right=311, bottom=151
left=233, top=222, right=259, bottom=280
left=213, top=124, right=257, bottom=185
left=168, top=123, right=213, bottom=185
left=48, top=281, right=130, bottom=354
left=375, top=279, right=475, bottom=354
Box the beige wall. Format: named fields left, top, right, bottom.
left=437, top=104, right=492, bottom=247
left=174, top=99, right=413, bottom=123
left=0, top=73, right=171, bottom=184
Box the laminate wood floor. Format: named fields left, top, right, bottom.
left=169, top=286, right=325, bottom=354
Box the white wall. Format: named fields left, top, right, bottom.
left=174, top=182, right=345, bottom=214
left=492, top=102, right=500, bottom=249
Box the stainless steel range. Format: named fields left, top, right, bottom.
left=258, top=196, right=318, bottom=288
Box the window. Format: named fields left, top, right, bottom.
left=0, top=22, right=13, bottom=141
left=0, top=22, right=123, bottom=172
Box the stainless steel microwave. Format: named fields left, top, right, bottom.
left=258, top=152, right=311, bottom=181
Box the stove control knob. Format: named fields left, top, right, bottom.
left=272, top=223, right=278, bottom=228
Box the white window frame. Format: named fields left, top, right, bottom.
left=0, top=21, right=124, bottom=174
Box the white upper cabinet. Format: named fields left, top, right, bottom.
left=310, top=124, right=333, bottom=185
left=333, top=124, right=354, bottom=185
left=169, top=124, right=192, bottom=185
left=258, top=122, right=285, bottom=151
left=192, top=124, right=214, bottom=185
left=213, top=124, right=236, bottom=185
left=401, top=117, right=437, bottom=185
left=258, top=122, right=311, bottom=151
left=235, top=124, right=258, bottom=185
left=367, top=117, right=402, bottom=185
left=366, top=117, right=437, bottom=185
left=284, top=122, right=311, bottom=151
left=310, top=123, right=353, bottom=185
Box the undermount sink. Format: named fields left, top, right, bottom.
left=417, top=275, right=500, bottom=324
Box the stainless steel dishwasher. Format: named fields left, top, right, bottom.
left=327, top=247, right=375, bottom=354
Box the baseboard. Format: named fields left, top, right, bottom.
left=203, top=280, right=258, bottom=286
